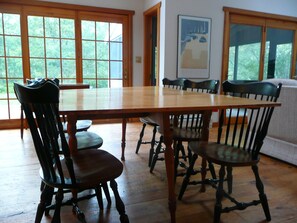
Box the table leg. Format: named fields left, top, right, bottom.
left=200, top=111, right=212, bottom=192
left=160, top=114, right=176, bottom=223
left=66, top=115, right=78, bottom=154
left=121, top=118, right=127, bottom=161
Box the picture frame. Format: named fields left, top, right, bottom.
left=177, top=15, right=211, bottom=78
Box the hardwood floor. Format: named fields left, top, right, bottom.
left=1, top=122, right=297, bottom=223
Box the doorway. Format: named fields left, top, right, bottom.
left=143, top=3, right=161, bottom=86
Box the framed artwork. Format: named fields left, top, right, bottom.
left=177, top=15, right=211, bottom=78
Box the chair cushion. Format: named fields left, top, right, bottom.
left=189, top=141, right=259, bottom=167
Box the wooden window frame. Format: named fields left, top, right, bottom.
left=0, top=0, right=134, bottom=129
left=222, top=7, right=297, bottom=88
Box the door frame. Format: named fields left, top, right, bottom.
left=143, top=3, right=161, bottom=86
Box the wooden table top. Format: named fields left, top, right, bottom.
left=59, top=86, right=280, bottom=115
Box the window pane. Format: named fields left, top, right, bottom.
left=28, top=16, right=44, bottom=37
left=62, top=39, right=75, bottom=58
left=8, top=79, right=21, bottom=98
left=7, top=58, right=23, bottom=78
left=62, top=60, right=76, bottom=78
left=29, top=37, right=44, bottom=57
left=0, top=100, right=9, bottom=119
left=3, top=14, right=20, bottom=35
left=45, top=17, right=59, bottom=38
left=97, top=61, right=109, bottom=78
left=0, top=13, right=2, bottom=35
left=98, top=80, right=108, bottom=88
left=110, top=23, right=122, bottom=41
left=9, top=99, right=21, bottom=119
left=228, top=24, right=261, bottom=81
left=110, top=80, right=122, bottom=88
left=61, top=19, right=75, bottom=38
left=46, top=38, right=60, bottom=58
left=0, top=36, right=4, bottom=56
left=96, top=22, right=109, bottom=41
left=82, top=40, right=95, bottom=59
left=110, top=42, right=122, bottom=60
left=110, top=61, right=122, bottom=78
left=264, top=28, right=293, bottom=79
left=30, top=58, right=45, bottom=78
left=83, top=60, right=95, bottom=78
left=0, top=58, right=5, bottom=77
left=5, top=36, right=22, bottom=57
left=97, top=42, right=109, bottom=60
left=82, top=21, right=95, bottom=40
left=0, top=79, right=7, bottom=96
left=47, top=59, right=61, bottom=78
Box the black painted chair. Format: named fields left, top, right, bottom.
left=135, top=78, right=185, bottom=167
left=149, top=79, right=220, bottom=176
left=14, top=80, right=129, bottom=223
left=25, top=78, right=103, bottom=150
left=179, top=80, right=282, bottom=223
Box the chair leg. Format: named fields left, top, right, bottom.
left=102, top=182, right=112, bottom=207
left=214, top=166, right=226, bottom=223
left=174, top=141, right=185, bottom=179
left=226, top=166, right=233, bottom=194
left=51, top=188, right=64, bottom=223
left=110, top=180, right=129, bottom=223
left=148, top=126, right=157, bottom=166
left=252, top=165, right=271, bottom=221
left=135, top=123, right=146, bottom=154
left=150, top=136, right=163, bottom=173
left=72, top=191, right=86, bottom=223
left=178, top=153, right=198, bottom=200
left=95, top=186, right=104, bottom=210
left=35, top=185, right=53, bottom=223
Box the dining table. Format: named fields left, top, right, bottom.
left=59, top=86, right=280, bottom=223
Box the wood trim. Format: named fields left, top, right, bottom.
left=0, top=0, right=135, bottom=16
left=143, top=2, right=161, bottom=86
left=224, top=6, right=297, bottom=23
left=221, top=9, right=230, bottom=92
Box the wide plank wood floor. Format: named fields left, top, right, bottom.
left=0, top=122, right=297, bottom=223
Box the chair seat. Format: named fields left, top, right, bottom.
left=139, top=116, right=159, bottom=126
left=64, top=131, right=103, bottom=150
left=62, top=120, right=92, bottom=132
left=189, top=141, right=259, bottom=167
left=172, top=127, right=201, bottom=141
left=57, top=149, right=123, bottom=189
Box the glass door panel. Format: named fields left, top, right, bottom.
left=228, top=24, right=262, bottom=81
left=0, top=13, right=23, bottom=120
left=27, top=16, right=76, bottom=82
left=81, top=20, right=123, bottom=88
left=263, top=28, right=294, bottom=79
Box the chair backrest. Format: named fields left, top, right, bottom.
left=183, top=79, right=220, bottom=94
left=14, top=80, right=76, bottom=187
left=219, top=80, right=282, bottom=159
left=176, top=79, right=220, bottom=132
left=162, top=78, right=185, bottom=89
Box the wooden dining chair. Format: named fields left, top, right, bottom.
left=178, top=80, right=282, bottom=223
left=24, top=78, right=103, bottom=150
left=14, top=80, right=129, bottom=223
left=20, top=79, right=94, bottom=140
left=135, top=77, right=186, bottom=167
left=149, top=79, right=220, bottom=176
